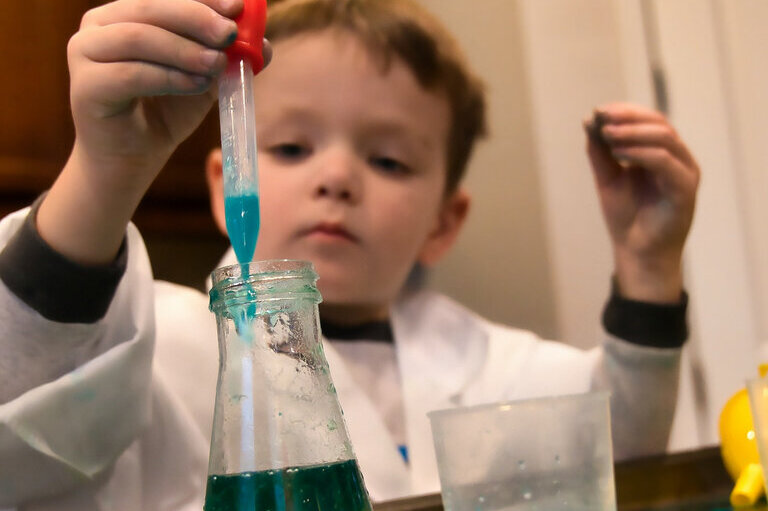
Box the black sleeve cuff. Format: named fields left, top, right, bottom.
left=602, top=279, right=688, bottom=349
left=0, top=195, right=128, bottom=323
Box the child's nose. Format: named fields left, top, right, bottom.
left=313, top=146, right=362, bottom=203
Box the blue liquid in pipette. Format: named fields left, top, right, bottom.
left=225, top=194, right=261, bottom=266
left=225, top=194, right=260, bottom=342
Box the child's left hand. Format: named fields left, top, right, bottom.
left=584, top=102, right=700, bottom=303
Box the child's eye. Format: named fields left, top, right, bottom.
left=369, top=156, right=410, bottom=175
left=269, top=143, right=311, bottom=160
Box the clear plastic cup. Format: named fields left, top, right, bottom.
left=747, top=378, right=768, bottom=497
left=428, top=392, right=616, bottom=511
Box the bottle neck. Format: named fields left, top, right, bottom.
left=207, top=260, right=355, bottom=475
left=210, top=260, right=321, bottom=316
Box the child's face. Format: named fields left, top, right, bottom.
left=209, top=29, right=468, bottom=323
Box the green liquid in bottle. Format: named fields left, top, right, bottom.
left=204, top=459, right=372, bottom=511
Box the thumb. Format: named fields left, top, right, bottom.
left=584, top=116, right=622, bottom=187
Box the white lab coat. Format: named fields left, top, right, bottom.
left=0, top=207, right=682, bottom=510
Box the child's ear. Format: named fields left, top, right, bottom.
left=205, top=148, right=227, bottom=236
left=418, top=188, right=471, bottom=266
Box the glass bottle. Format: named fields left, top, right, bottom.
left=205, top=260, right=372, bottom=511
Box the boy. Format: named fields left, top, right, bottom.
left=0, top=0, right=699, bottom=508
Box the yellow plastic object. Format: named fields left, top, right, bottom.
left=719, top=383, right=765, bottom=507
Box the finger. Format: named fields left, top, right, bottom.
left=74, top=60, right=213, bottom=114
left=593, top=102, right=668, bottom=125
left=600, top=122, right=697, bottom=170
left=609, top=146, right=699, bottom=197
left=85, top=0, right=243, bottom=24
left=75, top=23, right=227, bottom=77
left=583, top=118, right=622, bottom=187
left=80, top=0, right=239, bottom=49
left=262, top=38, right=273, bottom=68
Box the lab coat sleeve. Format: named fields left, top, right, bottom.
left=480, top=321, right=681, bottom=460
left=590, top=334, right=681, bottom=460
left=0, top=208, right=156, bottom=506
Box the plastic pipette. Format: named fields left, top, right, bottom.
left=218, top=0, right=267, bottom=265
left=217, top=3, right=268, bottom=457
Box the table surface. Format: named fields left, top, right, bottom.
left=373, top=446, right=766, bottom=511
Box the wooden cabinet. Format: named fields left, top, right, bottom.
left=0, top=1, right=228, bottom=287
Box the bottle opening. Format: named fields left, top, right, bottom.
left=209, top=259, right=321, bottom=314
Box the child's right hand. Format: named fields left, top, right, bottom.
left=36, top=0, right=246, bottom=265
left=68, top=0, right=240, bottom=182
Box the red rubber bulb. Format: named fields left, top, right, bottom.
left=226, top=0, right=267, bottom=74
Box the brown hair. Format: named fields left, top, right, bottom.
left=265, top=0, right=487, bottom=193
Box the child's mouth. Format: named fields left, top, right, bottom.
left=304, top=223, right=358, bottom=243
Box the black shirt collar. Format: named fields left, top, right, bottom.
left=320, top=318, right=394, bottom=343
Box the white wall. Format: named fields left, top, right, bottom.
left=417, top=0, right=559, bottom=341
left=515, top=0, right=630, bottom=350
left=649, top=0, right=763, bottom=445
left=717, top=0, right=768, bottom=352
